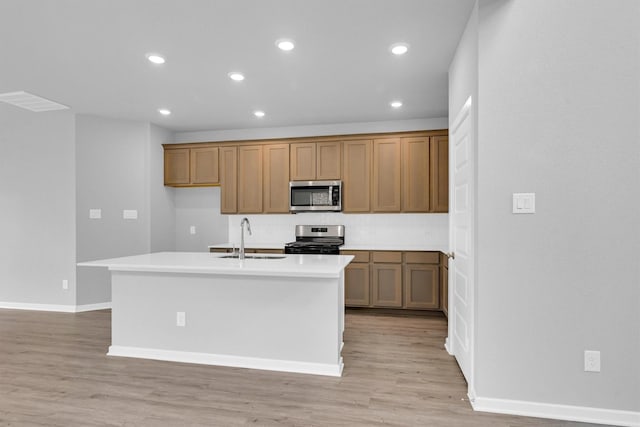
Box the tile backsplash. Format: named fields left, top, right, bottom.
left=226, top=212, right=448, bottom=249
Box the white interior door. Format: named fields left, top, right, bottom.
left=446, top=96, right=475, bottom=398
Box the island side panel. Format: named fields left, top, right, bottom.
left=110, top=270, right=343, bottom=372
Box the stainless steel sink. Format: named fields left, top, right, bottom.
left=218, top=255, right=286, bottom=260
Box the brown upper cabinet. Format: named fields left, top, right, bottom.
left=290, top=141, right=341, bottom=181
left=401, top=137, right=430, bottom=212
left=164, top=148, right=190, bottom=185
left=430, top=135, right=449, bottom=213
left=372, top=138, right=401, bottom=212
left=263, top=143, right=290, bottom=213
left=164, top=147, right=219, bottom=186
left=163, top=130, right=448, bottom=214
left=342, top=140, right=372, bottom=213
left=237, top=145, right=263, bottom=213
left=219, top=146, right=238, bottom=214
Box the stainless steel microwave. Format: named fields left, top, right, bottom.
left=289, top=180, right=342, bottom=213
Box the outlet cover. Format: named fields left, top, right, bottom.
left=584, top=350, right=601, bottom=372
left=62, top=279, right=69, bottom=290
left=89, top=209, right=102, bottom=219
left=190, top=226, right=196, bottom=235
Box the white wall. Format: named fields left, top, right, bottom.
left=174, top=187, right=228, bottom=252
left=75, top=115, right=153, bottom=305
left=174, top=118, right=448, bottom=143
left=0, top=105, right=77, bottom=307
left=470, top=0, right=639, bottom=416
left=149, top=124, right=176, bottom=252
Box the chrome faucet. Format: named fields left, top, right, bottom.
left=239, top=217, right=252, bottom=260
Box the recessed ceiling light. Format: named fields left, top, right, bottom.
left=276, top=39, right=295, bottom=51
left=390, top=43, right=409, bottom=55
left=146, top=53, right=166, bottom=64
left=228, top=72, right=245, bottom=81
left=158, top=108, right=171, bottom=116
left=390, top=101, right=403, bottom=108
left=253, top=110, right=265, bottom=118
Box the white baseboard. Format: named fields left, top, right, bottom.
left=108, top=345, right=344, bottom=377
left=0, top=301, right=111, bottom=313
left=472, top=396, right=640, bottom=427
left=74, top=302, right=112, bottom=312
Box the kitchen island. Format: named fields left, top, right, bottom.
left=78, top=252, right=353, bottom=377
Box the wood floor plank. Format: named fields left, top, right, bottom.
left=0, top=308, right=598, bottom=426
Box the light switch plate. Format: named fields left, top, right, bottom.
left=89, top=209, right=102, bottom=219
left=584, top=350, right=601, bottom=372
left=123, top=209, right=138, bottom=219
left=512, top=193, right=535, bottom=214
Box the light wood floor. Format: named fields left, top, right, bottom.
left=0, top=308, right=597, bottom=426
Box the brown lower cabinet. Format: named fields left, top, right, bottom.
left=440, top=253, right=449, bottom=317
left=343, top=250, right=442, bottom=311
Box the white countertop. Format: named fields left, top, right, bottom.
left=78, top=252, right=354, bottom=279
left=209, top=242, right=286, bottom=250
left=209, top=242, right=449, bottom=252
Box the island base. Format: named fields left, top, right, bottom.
left=110, top=270, right=345, bottom=377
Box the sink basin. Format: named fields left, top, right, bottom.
left=218, top=254, right=286, bottom=260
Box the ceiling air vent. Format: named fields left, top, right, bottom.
left=0, top=91, right=69, bottom=112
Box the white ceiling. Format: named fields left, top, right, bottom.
left=0, top=0, right=475, bottom=132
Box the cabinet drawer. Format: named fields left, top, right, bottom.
left=372, top=251, right=402, bottom=263
left=341, top=250, right=370, bottom=263
left=404, top=251, right=439, bottom=264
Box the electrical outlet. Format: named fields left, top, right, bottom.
left=176, top=311, right=186, bottom=327
left=62, top=279, right=69, bottom=290
left=190, top=226, right=196, bottom=235
left=584, top=350, right=601, bottom=372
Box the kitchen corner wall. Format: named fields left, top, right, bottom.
left=75, top=116, right=175, bottom=306
left=174, top=187, right=227, bottom=252
left=173, top=118, right=452, bottom=251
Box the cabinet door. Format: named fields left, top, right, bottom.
left=403, top=264, right=439, bottom=309
left=345, top=263, right=370, bottom=306
left=371, top=263, right=402, bottom=307
left=190, top=146, right=219, bottom=184
left=290, top=142, right=316, bottom=181
left=372, top=138, right=401, bottom=212
left=440, top=252, right=449, bottom=316
left=441, top=264, right=449, bottom=316
left=430, top=135, right=449, bottom=213
left=238, top=145, right=263, bottom=213
left=316, top=141, right=341, bottom=180
left=164, top=149, right=190, bottom=185
left=263, top=143, right=290, bottom=213
left=343, top=140, right=372, bottom=212
left=219, top=146, right=238, bottom=214
left=401, top=137, right=430, bottom=212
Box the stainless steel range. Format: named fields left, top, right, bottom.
left=284, top=225, right=345, bottom=255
